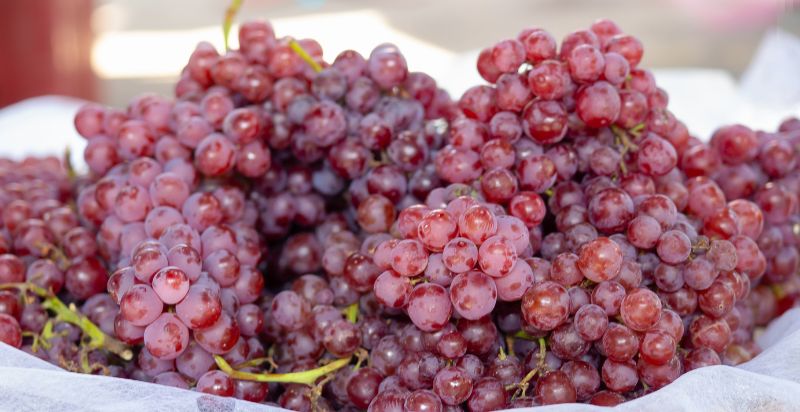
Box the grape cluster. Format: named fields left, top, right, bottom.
left=704, top=120, right=800, bottom=331
left=0, top=157, right=134, bottom=374
left=368, top=194, right=536, bottom=329
left=77, top=107, right=268, bottom=385
left=333, top=18, right=798, bottom=408
left=1, top=15, right=800, bottom=412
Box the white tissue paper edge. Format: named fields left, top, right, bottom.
left=0, top=27, right=800, bottom=412
left=1, top=308, right=799, bottom=412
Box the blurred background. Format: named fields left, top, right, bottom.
left=0, top=0, right=797, bottom=130
left=0, top=0, right=798, bottom=108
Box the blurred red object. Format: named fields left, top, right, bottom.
left=672, top=0, right=798, bottom=31
left=0, top=0, right=96, bottom=108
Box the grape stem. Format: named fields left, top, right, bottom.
left=288, top=39, right=323, bottom=73
left=505, top=335, right=515, bottom=357
left=78, top=346, right=109, bottom=375
left=770, top=283, right=786, bottom=300
left=506, top=337, right=548, bottom=399
left=234, top=356, right=278, bottom=371
left=63, top=147, right=77, bottom=183
left=512, top=330, right=539, bottom=341
left=689, top=237, right=711, bottom=260
left=409, top=276, right=427, bottom=286
left=497, top=345, right=507, bottom=361
left=692, top=237, right=710, bottom=253
left=35, top=242, right=71, bottom=271
left=352, top=347, right=369, bottom=370
left=629, top=122, right=646, bottom=137
left=619, top=132, right=639, bottom=153
left=214, top=354, right=352, bottom=385
left=38, top=319, right=57, bottom=350
left=0, top=282, right=133, bottom=361
left=611, top=125, right=640, bottom=176
left=308, top=373, right=335, bottom=408
left=223, top=0, right=244, bottom=51
left=343, top=302, right=359, bottom=323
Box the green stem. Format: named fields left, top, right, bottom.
left=35, top=243, right=71, bottom=272
left=630, top=122, right=646, bottom=136
left=223, top=0, right=244, bottom=51
left=234, top=356, right=276, bottom=370
left=288, top=39, right=323, bottom=73
left=42, top=295, right=133, bottom=361
left=611, top=125, right=639, bottom=153
left=771, top=283, right=786, bottom=299
left=506, top=337, right=548, bottom=398
left=214, top=355, right=352, bottom=385
left=1, top=283, right=132, bottom=360
left=409, top=276, right=426, bottom=286
left=344, top=303, right=359, bottom=324
left=537, top=337, right=546, bottom=366
left=39, top=319, right=55, bottom=350
left=512, top=330, right=538, bottom=341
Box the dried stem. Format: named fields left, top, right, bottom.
left=505, top=335, right=515, bottom=358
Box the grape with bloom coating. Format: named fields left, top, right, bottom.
left=478, top=235, right=517, bottom=277
left=620, top=288, right=662, bottom=331
left=522, top=281, right=570, bottom=330
left=407, top=283, right=452, bottom=332
left=449, top=271, right=497, bottom=320
left=577, top=237, right=623, bottom=282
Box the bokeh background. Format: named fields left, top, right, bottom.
left=0, top=0, right=798, bottom=108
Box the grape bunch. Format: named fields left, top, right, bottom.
left=70, top=16, right=456, bottom=399
left=77, top=110, right=268, bottom=382
left=366, top=194, right=535, bottom=328
left=1, top=14, right=799, bottom=412
left=339, top=18, right=796, bottom=408
left=703, top=120, right=800, bottom=329
left=0, top=156, right=135, bottom=376
left=0, top=157, right=107, bottom=304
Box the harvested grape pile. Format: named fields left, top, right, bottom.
left=1, top=17, right=799, bottom=411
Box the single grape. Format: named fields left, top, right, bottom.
left=407, top=283, right=452, bottom=332
left=449, top=271, right=497, bottom=320
left=521, top=281, right=569, bottom=331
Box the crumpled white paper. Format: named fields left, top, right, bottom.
left=1, top=308, right=799, bottom=412
left=0, top=342, right=280, bottom=412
